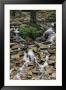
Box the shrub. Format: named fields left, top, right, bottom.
left=19, top=25, right=43, bottom=40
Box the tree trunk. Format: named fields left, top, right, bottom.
left=30, top=11, right=36, bottom=24
left=10, top=10, right=16, bottom=16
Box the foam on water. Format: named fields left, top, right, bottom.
left=47, top=33, right=56, bottom=43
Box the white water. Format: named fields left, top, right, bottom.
left=15, top=49, right=36, bottom=79
left=23, top=49, right=49, bottom=72
left=14, top=28, right=20, bottom=42
left=27, top=49, right=36, bottom=61
left=47, top=33, right=56, bottom=43
left=44, top=27, right=55, bottom=35
left=44, top=27, right=56, bottom=43
left=14, top=49, right=49, bottom=79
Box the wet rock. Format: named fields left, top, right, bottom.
left=15, top=61, right=21, bottom=66
left=27, top=69, right=32, bottom=76
left=51, top=72, right=56, bottom=78
left=10, top=43, right=16, bottom=47
left=32, top=77, right=36, bottom=80
left=36, top=37, right=42, bottom=42
left=18, top=51, right=24, bottom=57
left=49, top=55, right=56, bottom=60
left=46, top=66, right=53, bottom=75
left=50, top=45, right=56, bottom=49
left=48, top=60, right=55, bottom=65
left=32, top=70, right=41, bottom=75
left=10, top=49, right=14, bottom=54
left=15, top=53, right=20, bottom=60
left=36, top=52, right=45, bottom=62
left=10, top=63, right=14, bottom=69
left=27, top=64, right=35, bottom=70
left=27, top=75, right=32, bottom=79
left=36, top=36, right=45, bottom=42
left=11, top=55, right=16, bottom=60
left=48, top=49, right=56, bottom=54
left=40, top=44, right=49, bottom=50
left=31, top=47, right=38, bottom=53
left=12, top=45, right=20, bottom=50
left=10, top=68, right=18, bottom=79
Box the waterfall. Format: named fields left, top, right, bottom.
left=47, top=33, right=56, bottom=43
left=27, top=49, right=36, bottom=62
left=14, top=49, right=36, bottom=79
left=14, top=28, right=19, bottom=42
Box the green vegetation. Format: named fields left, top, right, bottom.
left=11, top=10, right=56, bottom=40
left=19, top=25, right=43, bottom=40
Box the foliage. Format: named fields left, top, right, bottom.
left=19, top=25, right=43, bottom=40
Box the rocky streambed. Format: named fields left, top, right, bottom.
left=10, top=33, right=56, bottom=80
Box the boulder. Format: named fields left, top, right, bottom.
left=49, top=55, right=56, bottom=60
left=46, top=66, right=53, bottom=75
left=48, top=49, right=56, bottom=54
left=12, top=45, right=20, bottom=50
left=48, top=60, right=55, bottom=65
left=40, top=44, right=49, bottom=50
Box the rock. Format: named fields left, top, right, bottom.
left=50, top=45, right=56, bottom=49
left=48, top=60, right=55, bottom=65
left=21, top=45, right=28, bottom=51
left=10, top=49, right=14, bottom=53
left=27, top=70, right=32, bottom=76
left=28, top=64, right=35, bottom=69
left=25, top=37, right=33, bottom=45
left=34, top=41, right=40, bottom=46
left=48, top=49, right=56, bottom=54
left=32, top=70, right=41, bottom=75
left=18, top=37, right=26, bottom=42
left=27, top=75, right=32, bottom=79
left=52, top=72, right=56, bottom=78
left=18, top=51, right=24, bottom=57
left=31, top=47, right=38, bottom=53
left=10, top=63, right=14, bottom=69
left=49, top=55, right=56, bottom=60
left=36, top=36, right=45, bottom=42
left=39, top=43, right=49, bottom=50
left=28, top=63, right=35, bottom=67
left=15, top=61, right=21, bottom=66
left=11, top=55, right=16, bottom=60
left=11, top=50, right=19, bottom=55
left=32, top=77, right=36, bottom=80
left=37, top=52, right=45, bottom=61
left=15, top=53, right=20, bottom=60
left=11, top=53, right=20, bottom=60
left=21, top=77, right=27, bottom=80
left=12, top=45, right=20, bottom=50
left=10, top=43, right=16, bottom=47
left=36, top=37, right=42, bottom=42
left=13, top=73, right=21, bottom=80
left=46, top=67, right=53, bottom=75
left=10, top=68, right=18, bottom=79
